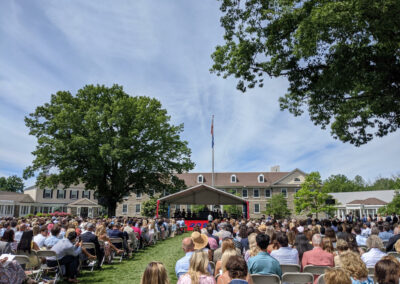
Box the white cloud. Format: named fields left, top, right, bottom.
left=0, top=0, right=398, bottom=187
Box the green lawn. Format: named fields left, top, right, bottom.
left=78, top=233, right=188, bottom=284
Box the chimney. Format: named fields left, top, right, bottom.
left=270, top=165, right=280, bottom=172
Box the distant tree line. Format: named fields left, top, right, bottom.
left=322, top=174, right=400, bottom=193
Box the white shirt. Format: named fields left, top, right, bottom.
left=361, top=248, right=387, bottom=267
left=270, top=247, right=299, bottom=265
left=34, top=234, right=46, bottom=248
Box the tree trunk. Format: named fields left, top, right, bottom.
left=107, top=201, right=117, bottom=217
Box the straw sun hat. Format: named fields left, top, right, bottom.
left=191, top=231, right=209, bottom=250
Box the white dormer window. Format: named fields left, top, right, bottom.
left=197, top=175, right=204, bottom=183
left=258, top=174, right=265, bottom=183
left=231, top=174, right=237, bottom=183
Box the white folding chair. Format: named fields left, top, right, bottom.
left=251, top=274, right=281, bottom=284
left=109, top=237, right=124, bottom=262
left=317, top=274, right=325, bottom=284
left=35, top=250, right=62, bottom=283
left=81, top=242, right=98, bottom=271
left=280, top=264, right=301, bottom=273
left=303, top=265, right=330, bottom=276
left=282, top=272, right=313, bottom=283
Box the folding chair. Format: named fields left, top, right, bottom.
left=303, top=265, right=330, bottom=276
left=109, top=237, right=124, bottom=262
left=317, top=274, right=325, bottom=284
left=81, top=242, right=98, bottom=271
left=35, top=250, right=62, bottom=283
left=251, top=274, right=281, bottom=284
left=280, top=264, right=301, bottom=273
left=367, top=267, right=374, bottom=276
left=388, top=252, right=400, bottom=258
left=282, top=272, right=313, bottom=283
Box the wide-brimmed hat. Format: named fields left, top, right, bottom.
left=258, top=224, right=267, bottom=232
left=191, top=231, right=209, bottom=250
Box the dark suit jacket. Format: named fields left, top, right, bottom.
left=386, top=234, right=400, bottom=252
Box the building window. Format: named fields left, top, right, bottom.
left=294, top=177, right=300, bottom=182
left=242, top=188, right=248, bottom=198
left=197, top=175, right=204, bottom=183
left=43, top=189, right=52, bottom=199
left=175, top=205, right=180, bottom=210
left=253, top=189, right=260, bottom=198
left=135, top=204, right=141, bottom=213
left=258, top=174, right=264, bottom=183
left=20, top=206, right=29, bottom=216
left=254, top=204, right=260, bottom=214
left=70, top=190, right=78, bottom=199
left=57, top=190, right=66, bottom=199
left=231, top=175, right=237, bottom=183
left=122, top=204, right=128, bottom=214
left=82, top=190, right=90, bottom=199
left=136, top=192, right=142, bottom=199
left=295, top=188, right=300, bottom=193
left=281, top=188, right=288, bottom=198
left=265, top=189, right=271, bottom=198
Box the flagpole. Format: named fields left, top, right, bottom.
left=211, top=115, right=215, bottom=187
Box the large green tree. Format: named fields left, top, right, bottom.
left=323, top=174, right=359, bottom=192
left=294, top=172, right=335, bottom=218
left=211, top=0, right=400, bottom=146
left=378, top=190, right=400, bottom=215
left=264, top=193, right=291, bottom=219
left=0, top=175, right=24, bottom=193
left=141, top=196, right=168, bottom=217
left=24, top=84, right=194, bottom=216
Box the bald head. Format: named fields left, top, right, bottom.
left=182, top=237, right=194, bottom=252
left=312, top=234, right=322, bottom=247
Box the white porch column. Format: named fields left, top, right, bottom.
left=77, top=207, right=81, bottom=217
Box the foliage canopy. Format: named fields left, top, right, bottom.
left=211, top=0, right=400, bottom=146
left=378, top=191, right=400, bottom=215
left=294, top=171, right=335, bottom=218
left=264, top=193, right=291, bottom=219
left=0, top=175, right=24, bottom=193
left=24, top=84, right=194, bottom=215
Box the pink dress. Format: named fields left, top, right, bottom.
left=178, top=274, right=216, bottom=284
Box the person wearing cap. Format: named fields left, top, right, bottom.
left=175, top=237, right=195, bottom=279
left=80, top=222, right=104, bottom=268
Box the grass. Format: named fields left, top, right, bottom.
left=78, top=233, right=188, bottom=284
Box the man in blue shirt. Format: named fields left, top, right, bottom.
left=247, top=233, right=282, bottom=278
left=175, top=237, right=195, bottom=279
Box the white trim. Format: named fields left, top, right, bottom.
left=258, top=174, right=265, bottom=183
left=231, top=174, right=237, bottom=183
left=254, top=203, right=260, bottom=214
left=272, top=168, right=307, bottom=185
left=281, top=188, right=288, bottom=198
left=135, top=203, right=141, bottom=213
left=265, top=189, right=271, bottom=198
left=253, top=188, right=260, bottom=198
left=122, top=204, right=128, bottom=215
left=197, top=175, right=204, bottom=183
left=242, top=188, right=248, bottom=198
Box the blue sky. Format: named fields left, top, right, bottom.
left=0, top=0, right=399, bottom=187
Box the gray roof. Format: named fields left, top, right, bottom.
left=330, top=190, right=396, bottom=205
left=0, top=191, right=36, bottom=203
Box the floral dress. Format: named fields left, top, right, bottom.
left=0, top=260, right=26, bottom=284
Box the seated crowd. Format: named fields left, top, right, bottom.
left=0, top=215, right=183, bottom=283
left=141, top=215, right=400, bottom=284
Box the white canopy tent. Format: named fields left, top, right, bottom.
left=156, top=184, right=249, bottom=218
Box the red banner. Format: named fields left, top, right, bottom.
left=184, top=220, right=209, bottom=231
